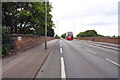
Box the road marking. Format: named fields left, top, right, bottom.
left=105, top=58, right=120, bottom=67
left=61, top=57, right=66, bottom=79
left=78, top=42, right=94, bottom=47
left=78, top=41, right=118, bottom=52
left=60, top=40, right=62, bottom=44
left=60, top=48, right=63, bottom=53
left=60, top=44, right=62, bottom=47
left=86, top=49, right=96, bottom=54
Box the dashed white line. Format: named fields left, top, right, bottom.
left=86, top=49, right=96, bottom=54
left=60, top=44, right=62, bottom=47
left=78, top=42, right=93, bottom=47
left=78, top=41, right=118, bottom=52
left=60, top=48, right=63, bottom=53
left=105, top=58, right=120, bottom=67
left=61, top=57, right=66, bottom=79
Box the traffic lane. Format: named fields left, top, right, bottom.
left=74, top=42, right=120, bottom=67
left=62, top=39, right=118, bottom=78
left=74, top=40, right=118, bottom=63
left=61, top=39, right=118, bottom=78
left=75, top=39, right=118, bottom=51
left=75, top=40, right=119, bottom=47
left=35, top=40, right=61, bottom=78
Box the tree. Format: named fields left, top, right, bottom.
left=61, top=33, right=66, bottom=39
left=2, top=2, right=33, bottom=34
left=2, top=27, right=14, bottom=55
left=2, top=2, right=54, bottom=36
left=47, top=28, right=54, bottom=37
left=118, top=36, right=120, bottom=37
left=54, top=35, right=60, bottom=39
left=77, top=30, right=98, bottom=37
left=97, top=34, right=105, bottom=37
left=112, top=35, right=116, bottom=37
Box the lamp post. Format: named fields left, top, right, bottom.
left=57, top=21, right=58, bottom=36
left=73, top=21, right=75, bottom=37
left=45, top=0, right=47, bottom=49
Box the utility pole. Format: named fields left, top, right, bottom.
left=45, top=0, right=47, bottom=49
left=57, top=21, right=58, bottom=36
left=73, top=21, right=75, bottom=37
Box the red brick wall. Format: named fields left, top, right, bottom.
left=77, top=37, right=120, bottom=44
left=12, top=34, right=54, bottom=52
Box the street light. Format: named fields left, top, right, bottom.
left=45, top=0, right=47, bottom=49
left=57, top=21, right=58, bottom=36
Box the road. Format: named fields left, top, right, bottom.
left=2, top=39, right=119, bottom=80
left=35, top=39, right=119, bottom=79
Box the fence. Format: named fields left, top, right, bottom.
left=12, top=34, right=54, bottom=51
left=12, top=34, right=54, bottom=52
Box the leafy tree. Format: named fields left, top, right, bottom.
left=112, top=35, right=116, bottom=37
left=61, top=33, right=66, bottom=39
left=54, top=35, right=60, bottom=39
left=118, top=36, right=120, bottom=37
left=111, top=35, right=120, bottom=38
left=2, top=28, right=14, bottom=55
left=98, top=34, right=105, bottom=37
left=47, top=28, right=54, bottom=37
left=2, top=2, right=54, bottom=36
left=77, top=30, right=98, bottom=37
left=2, top=2, right=32, bottom=34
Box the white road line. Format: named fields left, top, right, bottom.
left=78, top=42, right=94, bottom=47
left=86, top=49, right=96, bottom=54
left=78, top=41, right=118, bottom=52
left=60, top=48, right=63, bottom=53
left=61, top=57, right=66, bottom=79
left=60, top=44, right=62, bottom=47
left=105, top=58, right=120, bottom=67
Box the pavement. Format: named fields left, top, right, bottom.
left=2, top=39, right=58, bottom=78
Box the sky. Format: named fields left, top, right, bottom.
left=49, top=0, right=119, bottom=37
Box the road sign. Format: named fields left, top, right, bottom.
left=18, top=36, right=22, bottom=41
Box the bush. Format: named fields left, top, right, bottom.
left=54, top=35, right=60, bottom=39
left=2, top=28, right=12, bottom=55
left=77, top=30, right=98, bottom=37
left=61, top=33, right=66, bottom=39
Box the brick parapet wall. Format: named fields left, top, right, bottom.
left=12, top=34, right=54, bottom=52
left=77, top=37, right=120, bottom=44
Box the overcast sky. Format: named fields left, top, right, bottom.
left=49, top=0, right=119, bottom=37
